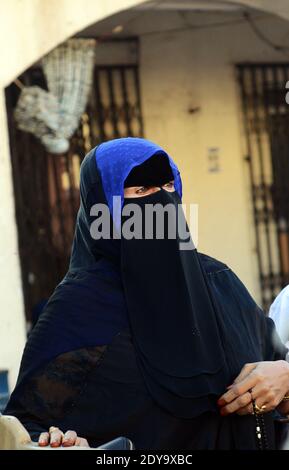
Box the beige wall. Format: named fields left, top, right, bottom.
left=229, top=0, right=289, bottom=22
left=0, top=0, right=145, bottom=88
left=138, top=12, right=289, bottom=303
left=0, top=87, right=27, bottom=388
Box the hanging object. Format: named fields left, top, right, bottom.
left=14, top=39, right=96, bottom=154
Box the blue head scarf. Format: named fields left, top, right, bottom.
left=95, top=137, right=182, bottom=230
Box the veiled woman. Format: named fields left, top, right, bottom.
left=4, top=137, right=289, bottom=450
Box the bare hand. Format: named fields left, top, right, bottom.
left=38, top=426, right=90, bottom=447
left=217, top=360, right=289, bottom=416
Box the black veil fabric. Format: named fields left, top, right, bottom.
left=121, top=189, right=228, bottom=417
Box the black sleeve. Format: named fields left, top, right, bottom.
left=203, top=256, right=288, bottom=365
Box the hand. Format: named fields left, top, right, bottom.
left=38, top=426, right=90, bottom=447
left=217, top=360, right=289, bottom=416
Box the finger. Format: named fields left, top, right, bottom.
left=224, top=364, right=257, bottom=391
left=50, top=429, right=63, bottom=447
left=254, top=396, right=275, bottom=413
left=231, top=363, right=257, bottom=385
left=220, top=391, right=252, bottom=415
left=237, top=402, right=254, bottom=416
left=75, top=437, right=83, bottom=447
left=75, top=437, right=89, bottom=447
left=252, top=383, right=282, bottom=409
left=62, top=430, right=77, bottom=447
left=236, top=390, right=272, bottom=415
left=38, top=432, right=49, bottom=446
left=218, top=372, right=259, bottom=406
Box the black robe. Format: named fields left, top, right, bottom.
left=4, top=140, right=288, bottom=449
left=4, top=253, right=287, bottom=450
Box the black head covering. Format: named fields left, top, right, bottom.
left=124, top=152, right=174, bottom=188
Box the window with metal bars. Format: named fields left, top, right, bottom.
left=237, top=63, right=289, bottom=311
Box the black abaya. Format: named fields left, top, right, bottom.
left=5, top=254, right=285, bottom=449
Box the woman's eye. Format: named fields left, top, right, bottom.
left=163, top=181, right=174, bottom=189
left=136, top=186, right=149, bottom=194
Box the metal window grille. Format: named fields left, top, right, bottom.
left=237, top=63, right=289, bottom=311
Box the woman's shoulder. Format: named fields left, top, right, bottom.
left=198, top=252, right=230, bottom=275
